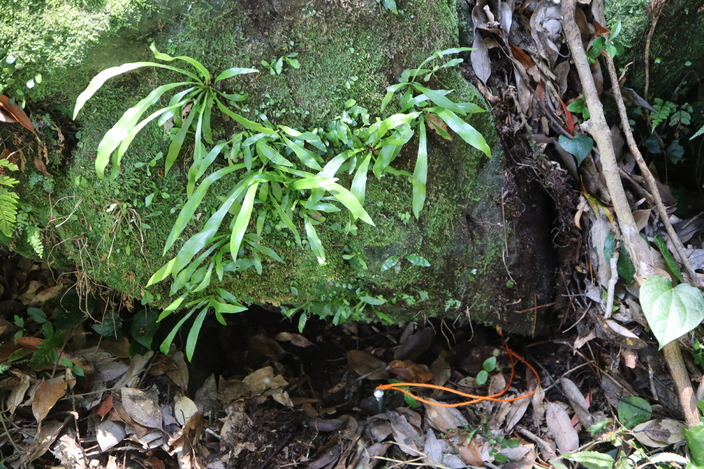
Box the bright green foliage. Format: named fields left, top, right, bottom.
left=0, top=159, right=19, bottom=238
left=75, top=45, right=490, bottom=359
left=640, top=275, right=704, bottom=348
left=686, top=425, right=704, bottom=468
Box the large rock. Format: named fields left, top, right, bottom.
left=2, top=0, right=555, bottom=334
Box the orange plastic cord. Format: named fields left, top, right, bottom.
left=375, top=342, right=540, bottom=408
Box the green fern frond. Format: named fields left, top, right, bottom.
left=0, top=185, right=19, bottom=238
left=26, top=225, right=44, bottom=257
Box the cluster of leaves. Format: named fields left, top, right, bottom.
left=261, top=53, right=300, bottom=75
left=559, top=397, right=704, bottom=469
left=0, top=47, right=41, bottom=106
left=74, top=45, right=489, bottom=359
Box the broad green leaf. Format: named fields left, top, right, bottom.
left=304, top=217, right=326, bottom=264
left=230, top=182, right=260, bottom=262
left=558, top=134, right=594, bottom=166
left=256, top=140, right=294, bottom=167
left=380, top=83, right=408, bottom=112
left=73, top=61, right=194, bottom=118
left=164, top=165, right=241, bottom=253
left=201, top=90, right=214, bottom=144
left=617, top=396, right=651, bottom=429
left=476, top=370, right=488, bottom=385
left=292, top=176, right=338, bottom=191
left=149, top=43, right=209, bottom=82
left=159, top=308, right=194, bottom=354
left=214, top=97, right=275, bottom=134
left=565, top=451, right=614, bottom=469
left=170, top=241, right=222, bottom=294
left=170, top=178, right=253, bottom=277
left=412, top=84, right=465, bottom=115
left=96, top=82, right=189, bottom=178
left=434, top=109, right=491, bottom=158
left=360, top=296, right=386, bottom=305
left=351, top=152, right=372, bottom=205
left=413, top=116, right=428, bottom=218
left=640, top=275, right=704, bottom=348
left=281, top=136, right=323, bottom=170
left=215, top=67, right=259, bottom=82
left=192, top=141, right=228, bottom=187
left=185, top=307, right=209, bottom=361
left=647, top=453, right=688, bottom=466
left=156, top=295, right=186, bottom=322
left=381, top=256, right=401, bottom=272
left=165, top=95, right=200, bottom=175
left=148, top=258, right=177, bottom=287
left=271, top=198, right=302, bottom=246
left=192, top=262, right=214, bottom=293
left=686, top=425, right=704, bottom=467
left=247, top=240, right=284, bottom=263
left=372, top=144, right=403, bottom=177
left=405, top=254, right=430, bottom=267
left=325, top=182, right=375, bottom=225
left=116, top=103, right=181, bottom=170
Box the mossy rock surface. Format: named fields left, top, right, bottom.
left=3, top=0, right=554, bottom=334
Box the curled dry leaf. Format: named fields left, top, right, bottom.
left=424, top=399, right=469, bottom=434
left=633, top=419, right=686, bottom=447
left=32, top=376, right=67, bottom=425
left=0, top=94, right=35, bottom=133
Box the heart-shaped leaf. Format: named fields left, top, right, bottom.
left=640, top=276, right=704, bottom=348
left=558, top=134, right=593, bottom=166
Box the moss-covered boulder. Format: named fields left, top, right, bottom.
left=1, top=0, right=554, bottom=334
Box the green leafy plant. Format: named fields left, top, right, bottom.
left=74, top=45, right=490, bottom=359
left=261, top=53, right=300, bottom=75
left=558, top=134, right=594, bottom=166
left=475, top=355, right=497, bottom=386
left=640, top=275, right=704, bottom=349
left=0, top=159, right=20, bottom=238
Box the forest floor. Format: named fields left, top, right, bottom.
left=0, top=249, right=695, bottom=469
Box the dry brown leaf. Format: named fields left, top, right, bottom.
left=93, top=394, right=113, bottom=418
left=32, top=376, right=67, bottom=425
left=633, top=419, right=686, bottom=447
left=120, top=387, right=163, bottom=430
left=242, top=366, right=288, bottom=395
left=7, top=371, right=31, bottom=415
left=96, top=419, right=126, bottom=452
left=386, top=360, right=433, bottom=383
left=174, top=394, right=198, bottom=426
left=52, top=432, right=88, bottom=469
left=22, top=418, right=67, bottom=464
left=114, top=351, right=154, bottom=388
left=430, top=354, right=451, bottom=386
left=0, top=94, right=35, bottom=133
left=387, top=409, right=424, bottom=456
left=560, top=377, right=594, bottom=428
left=394, top=328, right=433, bottom=361
left=459, top=439, right=485, bottom=467
left=546, top=401, right=579, bottom=453
left=346, top=350, right=388, bottom=380
left=424, top=399, right=469, bottom=433
left=30, top=285, right=64, bottom=305
left=505, top=396, right=532, bottom=432
left=471, top=34, right=492, bottom=84
left=15, top=336, right=41, bottom=349
left=273, top=331, right=314, bottom=347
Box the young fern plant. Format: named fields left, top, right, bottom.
left=73, top=45, right=490, bottom=359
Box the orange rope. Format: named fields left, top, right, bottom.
left=375, top=342, right=540, bottom=408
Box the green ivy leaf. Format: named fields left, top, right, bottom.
left=640, top=276, right=704, bottom=348
left=476, top=370, right=488, bottom=386
left=558, top=134, right=594, bottom=166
